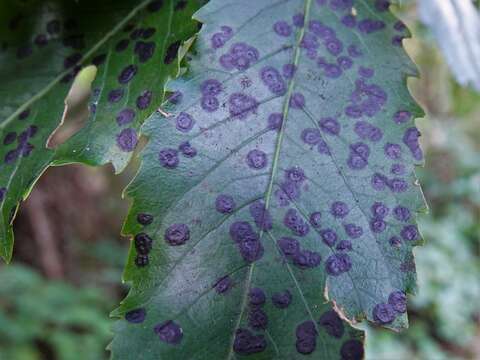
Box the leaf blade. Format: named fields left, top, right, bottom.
left=111, top=0, right=425, bottom=358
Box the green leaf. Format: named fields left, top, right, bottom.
left=111, top=0, right=425, bottom=358
left=0, top=0, right=202, bottom=261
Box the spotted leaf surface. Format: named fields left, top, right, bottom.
left=0, top=0, right=202, bottom=261
left=111, top=0, right=425, bottom=358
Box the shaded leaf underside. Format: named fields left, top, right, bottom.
left=0, top=0, right=202, bottom=261
left=111, top=0, right=425, bottom=359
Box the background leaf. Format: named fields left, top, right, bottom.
left=111, top=0, right=425, bottom=358
left=0, top=0, right=202, bottom=261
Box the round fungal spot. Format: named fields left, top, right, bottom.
left=4, top=149, right=18, bottom=164
left=296, top=337, right=317, bottom=355
left=337, top=56, right=353, bottom=70
left=64, top=53, right=82, bottom=69
left=293, top=250, right=321, bottom=269
left=358, top=19, right=386, bottom=34
left=118, top=64, right=138, bottom=84
left=289, top=93, right=305, bottom=109
left=403, top=127, right=423, bottom=160
left=325, top=37, right=343, bottom=56
left=344, top=223, right=363, bottom=239
left=229, top=221, right=255, bottom=243
left=34, top=34, right=48, bottom=47
left=248, top=308, right=268, bottom=329
left=340, top=339, right=364, bottom=360
left=325, top=253, right=352, bottom=276
left=164, top=40, right=181, bottom=64
left=372, top=303, right=395, bottom=324
left=3, top=132, right=16, bottom=145
left=108, top=88, right=124, bottom=103
left=116, top=128, right=138, bottom=152
left=249, top=288, right=266, bottom=306
left=272, top=290, right=292, bottom=309
left=393, top=110, right=412, bottom=124
left=228, top=92, right=258, bottom=119
left=135, top=254, right=149, bottom=267
left=358, top=66, right=374, bottom=78
left=320, top=228, right=338, bottom=247
left=370, top=218, right=386, bottom=233
left=249, top=201, right=272, bottom=231
left=136, top=90, right=153, bottom=110
left=125, top=308, right=146, bottom=324
left=238, top=236, right=264, bottom=263
left=318, top=310, right=344, bottom=338
left=388, top=291, right=407, bottom=313
left=400, top=225, right=419, bottom=241
left=167, top=90, right=183, bottom=104
left=384, top=143, right=402, bottom=159
left=273, top=21, right=292, bottom=37
left=164, top=224, right=190, bottom=246
left=213, top=276, right=232, bottom=294
left=319, top=117, right=340, bottom=136
left=393, top=206, right=411, bottom=222
left=284, top=209, right=310, bottom=237
left=285, top=167, right=305, bottom=184
left=115, top=38, right=130, bottom=52
left=137, top=213, right=154, bottom=226
left=295, top=321, right=318, bottom=355
left=317, top=139, right=330, bottom=155
left=18, top=109, right=30, bottom=120
left=292, top=13, right=305, bottom=27
left=389, top=178, right=409, bottom=193
left=301, top=128, right=322, bottom=145
left=389, top=236, right=402, bottom=247
left=336, top=240, right=352, bottom=251
left=92, top=54, right=106, bottom=66
left=142, top=27, right=156, bottom=39
left=154, top=320, right=183, bottom=344
left=341, top=14, right=357, bottom=28
left=200, top=79, right=222, bottom=96
left=391, top=164, right=406, bottom=175
left=201, top=96, right=219, bottom=112
left=309, top=212, right=322, bottom=228
left=159, top=148, right=179, bottom=168
left=215, top=194, right=235, bottom=214
left=371, top=202, right=389, bottom=218
left=277, top=237, right=300, bottom=258
left=371, top=173, right=388, bottom=191
left=178, top=141, right=197, bottom=158
left=324, top=63, right=343, bottom=78
left=282, top=63, right=296, bottom=79
left=354, top=121, right=383, bottom=142
left=134, top=232, right=153, bottom=255
left=219, top=53, right=235, bottom=70
left=233, top=328, right=266, bottom=355
left=147, top=0, right=163, bottom=12
left=330, top=201, right=349, bottom=218
left=116, top=108, right=136, bottom=126
left=246, top=149, right=267, bottom=170
left=394, top=20, right=407, bottom=32
left=135, top=41, right=156, bottom=63
left=175, top=112, right=195, bottom=132
left=267, top=113, right=283, bottom=131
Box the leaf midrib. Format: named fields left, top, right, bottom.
left=226, top=0, right=315, bottom=358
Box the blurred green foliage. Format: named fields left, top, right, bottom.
left=0, top=265, right=115, bottom=360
